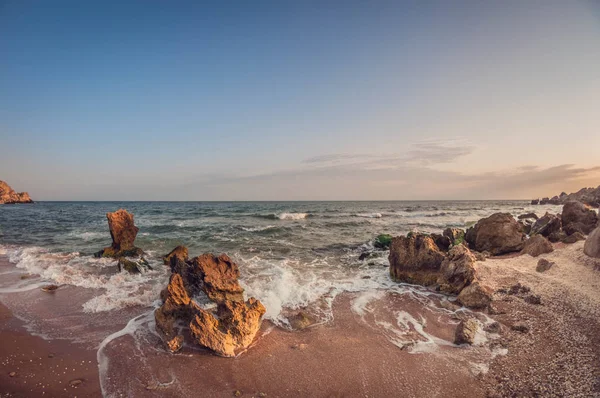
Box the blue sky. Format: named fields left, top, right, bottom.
left=1, top=1, right=599, bottom=200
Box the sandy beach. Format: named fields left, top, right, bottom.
left=2, top=240, right=600, bottom=397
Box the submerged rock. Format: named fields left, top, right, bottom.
left=437, top=244, right=477, bottom=294
left=388, top=234, right=445, bottom=286
left=454, top=319, right=478, bottom=345
left=117, top=257, right=151, bottom=274
left=584, top=227, right=600, bottom=258
left=518, top=213, right=538, bottom=220
left=0, top=180, right=33, bottom=204
left=561, top=201, right=598, bottom=236
left=288, top=311, right=316, bottom=330
left=155, top=247, right=266, bottom=357
left=465, top=213, right=526, bottom=255
left=373, top=234, right=393, bottom=249
left=521, top=235, right=554, bottom=257
left=95, top=209, right=144, bottom=258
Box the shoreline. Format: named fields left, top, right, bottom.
left=1, top=241, right=600, bottom=396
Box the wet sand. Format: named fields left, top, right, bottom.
left=2, top=242, right=600, bottom=397
left=0, top=301, right=100, bottom=397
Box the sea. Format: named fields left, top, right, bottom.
left=0, top=200, right=563, bottom=396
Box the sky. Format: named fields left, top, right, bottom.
left=1, top=0, right=599, bottom=200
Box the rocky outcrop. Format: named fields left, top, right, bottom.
left=532, top=185, right=600, bottom=208
left=0, top=180, right=33, bottom=204
left=95, top=209, right=144, bottom=258
left=454, top=319, right=478, bottom=345
left=388, top=234, right=445, bottom=286
left=584, top=227, right=600, bottom=258
left=437, top=244, right=477, bottom=294
left=465, top=213, right=526, bottom=255
left=521, top=235, right=554, bottom=257
left=155, top=248, right=266, bottom=357
left=561, top=201, right=598, bottom=236
left=530, top=213, right=562, bottom=238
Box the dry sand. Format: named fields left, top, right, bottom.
left=1, top=241, right=600, bottom=397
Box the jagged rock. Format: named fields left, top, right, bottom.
left=562, top=231, right=586, bottom=244
left=561, top=201, right=598, bottom=235
left=465, top=213, right=526, bottom=255
left=95, top=209, right=143, bottom=258
left=530, top=213, right=562, bottom=237
left=584, top=227, right=600, bottom=258
left=457, top=281, right=493, bottom=309
left=0, top=180, right=33, bottom=204
left=531, top=199, right=539, bottom=205
left=437, top=244, right=477, bottom=294
left=454, top=319, right=478, bottom=345
left=189, top=298, right=266, bottom=357
left=536, top=258, right=555, bottom=272
left=518, top=213, right=538, bottom=220
left=190, top=254, right=245, bottom=303
left=155, top=247, right=265, bottom=357
left=521, top=235, right=554, bottom=257
left=163, top=245, right=189, bottom=265
left=388, top=234, right=445, bottom=286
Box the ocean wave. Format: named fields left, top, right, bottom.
left=354, top=213, right=383, bottom=218
left=255, top=212, right=310, bottom=220
left=240, top=225, right=279, bottom=232
left=3, top=245, right=168, bottom=313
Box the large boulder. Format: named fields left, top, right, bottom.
left=0, top=180, right=33, bottom=204
left=584, top=227, right=600, bottom=258
left=530, top=213, right=562, bottom=237
left=437, top=244, right=477, bottom=294
left=521, top=235, right=554, bottom=257
left=561, top=201, right=598, bottom=236
left=154, top=247, right=266, bottom=357
left=465, top=213, right=526, bottom=255
left=95, top=209, right=143, bottom=258
left=388, top=234, right=445, bottom=286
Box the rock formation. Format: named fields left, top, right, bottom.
left=521, top=235, right=554, bottom=257
left=584, top=227, right=600, bottom=258
left=437, top=244, right=477, bottom=294
left=532, top=185, right=600, bottom=208
left=530, top=213, right=562, bottom=238
left=0, top=180, right=33, bottom=204
left=388, top=234, right=445, bottom=286
left=465, top=213, right=526, bottom=255
left=561, top=201, right=598, bottom=236
left=155, top=249, right=266, bottom=357
left=95, top=209, right=144, bottom=258
left=163, top=245, right=189, bottom=265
